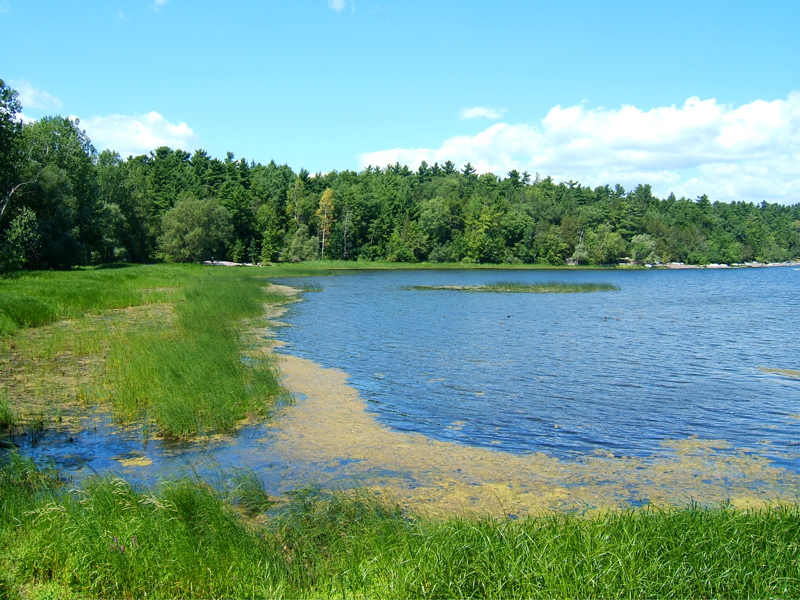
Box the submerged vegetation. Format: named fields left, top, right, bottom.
left=409, top=281, right=620, bottom=293
left=760, top=367, right=800, bottom=380
left=1, top=457, right=799, bottom=599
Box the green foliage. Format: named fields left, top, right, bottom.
left=0, top=78, right=23, bottom=221
left=316, top=187, right=335, bottom=259
left=0, top=389, right=15, bottom=427
left=158, top=196, right=233, bottom=262
left=282, top=223, right=318, bottom=262
left=2, top=465, right=800, bottom=599
left=1, top=78, right=799, bottom=270
left=631, top=232, right=659, bottom=264
left=0, top=206, right=40, bottom=271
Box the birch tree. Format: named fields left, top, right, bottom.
left=316, top=187, right=335, bottom=259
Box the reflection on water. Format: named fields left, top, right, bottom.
left=7, top=267, right=800, bottom=513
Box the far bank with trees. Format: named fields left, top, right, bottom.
left=2, top=79, right=799, bottom=273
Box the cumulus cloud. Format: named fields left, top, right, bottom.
left=360, top=93, right=800, bottom=205
left=79, top=112, right=199, bottom=157
left=11, top=80, right=62, bottom=111
left=459, top=106, right=505, bottom=120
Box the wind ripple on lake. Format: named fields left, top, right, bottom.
left=275, top=268, right=800, bottom=470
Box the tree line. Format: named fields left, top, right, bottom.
left=2, top=79, right=799, bottom=272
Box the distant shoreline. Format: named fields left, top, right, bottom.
left=204, top=258, right=800, bottom=270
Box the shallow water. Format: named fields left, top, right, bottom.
left=9, top=267, right=800, bottom=512
left=273, top=267, right=800, bottom=470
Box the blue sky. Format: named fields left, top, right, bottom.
left=2, top=0, right=799, bottom=204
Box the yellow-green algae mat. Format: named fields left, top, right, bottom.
left=266, top=353, right=800, bottom=517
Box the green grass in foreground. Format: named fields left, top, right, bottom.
left=409, top=281, right=620, bottom=293
left=0, top=456, right=798, bottom=599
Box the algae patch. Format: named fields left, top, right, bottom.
left=115, top=454, right=153, bottom=468
left=760, top=367, right=800, bottom=380
left=271, top=353, right=800, bottom=517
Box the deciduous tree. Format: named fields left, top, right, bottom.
left=158, top=196, right=233, bottom=262
left=316, top=187, right=335, bottom=259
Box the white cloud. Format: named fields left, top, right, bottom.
left=360, top=93, right=800, bottom=205
left=79, top=111, right=199, bottom=157
left=11, top=80, right=62, bottom=111
left=459, top=106, right=505, bottom=120
left=328, top=0, right=354, bottom=12
left=153, top=0, right=168, bottom=11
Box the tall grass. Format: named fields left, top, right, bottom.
left=1, top=264, right=284, bottom=438
left=107, top=268, right=284, bottom=437
left=0, top=389, right=14, bottom=428
left=0, top=264, right=191, bottom=336
left=1, top=461, right=799, bottom=599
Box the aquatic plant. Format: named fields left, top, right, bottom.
left=227, top=468, right=275, bottom=514
left=408, top=281, right=620, bottom=293
left=0, top=390, right=14, bottom=428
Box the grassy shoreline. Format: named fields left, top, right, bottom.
left=2, top=263, right=800, bottom=598
left=0, top=264, right=286, bottom=439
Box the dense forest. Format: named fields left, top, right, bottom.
left=2, top=79, right=799, bottom=272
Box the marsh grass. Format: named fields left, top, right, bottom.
left=0, top=389, right=14, bottom=428
left=409, top=281, right=620, bottom=293
left=1, top=462, right=799, bottom=599
left=1, top=265, right=283, bottom=439
left=107, top=269, right=283, bottom=437
left=0, top=265, right=187, bottom=336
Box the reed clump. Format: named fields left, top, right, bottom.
left=0, top=390, right=15, bottom=428
left=107, top=268, right=284, bottom=437
left=2, top=459, right=798, bottom=599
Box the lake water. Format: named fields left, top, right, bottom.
left=10, top=267, right=800, bottom=510
left=274, top=267, right=800, bottom=470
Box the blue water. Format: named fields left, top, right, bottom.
left=274, top=268, right=800, bottom=469
left=9, top=266, right=800, bottom=494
